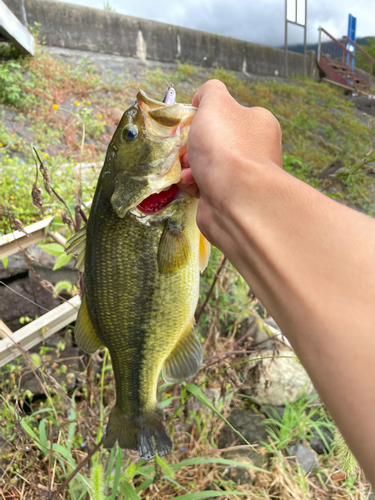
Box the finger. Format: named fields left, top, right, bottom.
left=177, top=168, right=200, bottom=198
left=192, top=79, right=229, bottom=107
left=180, top=151, right=190, bottom=169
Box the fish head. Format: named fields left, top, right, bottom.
left=107, top=90, right=196, bottom=218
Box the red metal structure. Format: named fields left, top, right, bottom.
left=317, top=27, right=374, bottom=92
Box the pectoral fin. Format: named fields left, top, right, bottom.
left=199, top=232, right=210, bottom=272
left=75, top=297, right=104, bottom=353
left=66, top=226, right=86, bottom=272
left=162, top=320, right=203, bottom=384
left=157, top=220, right=190, bottom=275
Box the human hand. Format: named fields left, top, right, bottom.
left=178, top=79, right=282, bottom=249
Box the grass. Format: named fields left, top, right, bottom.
left=0, top=33, right=374, bottom=499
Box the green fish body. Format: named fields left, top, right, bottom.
left=67, top=91, right=210, bottom=459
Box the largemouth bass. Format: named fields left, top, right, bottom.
left=67, top=90, right=210, bottom=459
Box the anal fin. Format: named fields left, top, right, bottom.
left=162, top=320, right=203, bottom=384
left=75, top=296, right=104, bottom=353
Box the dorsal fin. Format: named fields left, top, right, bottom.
left=66, top=226, right=86, bottom=272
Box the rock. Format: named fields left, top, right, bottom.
left=0, top=252, right=28, bottom=279
left=243, top=348, right=316, bottom=405
left=20, top=339, right=83, bottom=395
left=187, top=387, right=220, bottom=413
left=218, top=409, right=271, bottom=484
left=261, top=405, right=286, bottom=420
left=0, top=245, right=78, bottom=285
left=234, top=315, right=258, bottom=341
left=308, top=422, right=333, bottom=454
left=349, top=94, right=375, bottom=117
left=263, top=317, right=280, bottom=331
left=0, top=278, right=60, bottom=332
left=235, top=315, right=286, bottom=351
left=251, top=327, right=275, bottom=351
left=287, top=443, right=319, bottom=474
left=318, top=159, right=344, bottom=179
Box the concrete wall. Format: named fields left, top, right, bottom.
left=5, top=0, right=318, bottom=79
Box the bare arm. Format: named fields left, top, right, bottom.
left=178, top=79, right=375, bottom=484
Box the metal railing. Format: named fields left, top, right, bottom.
left=343, top=36, right=375, bottom=90
left=318, top=27, right=373, bottom=91
left=318, top=27, right=355, bottom=70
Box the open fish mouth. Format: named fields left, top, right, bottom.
left=137, top=184, right=180, bottom=214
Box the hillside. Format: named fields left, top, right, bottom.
left=1, top=40, right=374, bottom=236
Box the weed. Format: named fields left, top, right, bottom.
left=259, top=393, right=335, bottom=452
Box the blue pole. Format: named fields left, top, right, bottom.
left=347, top=14, right=356, bottom=71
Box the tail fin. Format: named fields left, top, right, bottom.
left=103, top=404, right=172, bottom=460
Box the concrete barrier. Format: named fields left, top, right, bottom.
left=5, top=0, right=317, bottom=79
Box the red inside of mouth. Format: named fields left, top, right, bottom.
left=137, top=184, right=179, bottom=214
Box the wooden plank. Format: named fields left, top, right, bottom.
left=0, top=320, right=13, bottom=340
left=0, top=295, right=81, bottom=368
left=0, top=0, right=34, bottom=55
left=1, top=200, right=92, bottom=259
left=0, top=216, right=53, bottom=260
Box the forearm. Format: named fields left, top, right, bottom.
left=181, top=79, right=375, bottom=482
left=216, top=159, right=375, bottom=482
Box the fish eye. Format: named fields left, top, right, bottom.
left=122, top=124, right=138, bottom=142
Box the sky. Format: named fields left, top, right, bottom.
left=57, top=0, right=374, bottom=47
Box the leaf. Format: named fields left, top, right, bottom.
left=53, top=252, right=73, bottom=270
left=110, top=447, right=123, bottom=500
left=174, top=491, right=249, bottom=499
left=55, top=280, right=73, bottom=294
left=39, top=242, right=65, bottom=256
left=38, top=418, right=48, bottom=452
left=67, top=399, right=77, bottom=452
left=185, top=383, right=257, bottom=453
left=155, top=451, right=174, bottom=478
left=2, top=256, right=8, bottom=269
left=20, top=419, right=44, bottom=453
left=120, top=481, right=140, bottom=500
left=169, top=456, right=270, bottom=474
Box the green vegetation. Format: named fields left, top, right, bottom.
left=260, top=394, right=335, bottom=452
left=0, top=34, right=374, bottom=499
